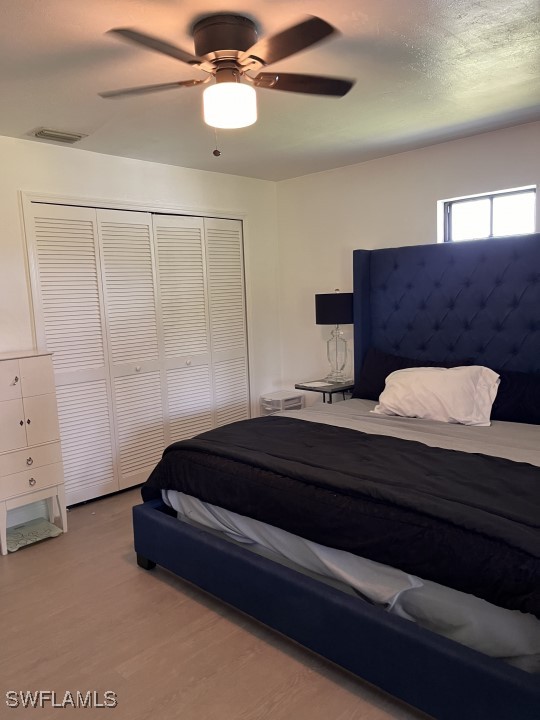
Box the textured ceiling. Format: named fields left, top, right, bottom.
left=1, top=0, right=539, bottom=180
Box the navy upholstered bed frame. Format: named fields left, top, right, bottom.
left=133, top=233, right=540, bottom=720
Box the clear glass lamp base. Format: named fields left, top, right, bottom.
left=324, top=370, right=351, bottom=384
left=324, top=325, right=351, bottom=384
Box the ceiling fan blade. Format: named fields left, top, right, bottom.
left=108, top=28, right=203, bottom=66
left=239, top=16, right=336, bottom=67
left=99, top=79, right=206, bottom=98
left=253, top=72, right=354, bottom=97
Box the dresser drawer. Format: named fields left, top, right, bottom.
left=0, top=462, right=63, bottom=501
left=0, top=442, right=62, bottom=477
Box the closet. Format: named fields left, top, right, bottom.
left=26, top=203, right=250, bottom=505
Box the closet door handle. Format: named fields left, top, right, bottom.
left=19, top=420, right=24, bottom=426
left=13, top=376, right=19, bottom=385
left=26, top=418, right=31, bottom=425
left=28, top=478, right=36, bottom=487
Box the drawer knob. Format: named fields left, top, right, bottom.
left=13, top=376, right=19, bottom=385
left=26, top=457, right=33, bottom=466
left=186, top=360, right=192, bottom=366
left=135, top=366, right=141, bottom=373
left=28, top=478, right=36, bottom=487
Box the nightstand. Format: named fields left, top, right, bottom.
left=294, top=380, right=354, bottom=404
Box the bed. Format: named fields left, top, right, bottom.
left=133, top=232, right=540, bottom=720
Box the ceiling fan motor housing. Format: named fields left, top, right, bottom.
left=192, top=14, right=258, bottom=59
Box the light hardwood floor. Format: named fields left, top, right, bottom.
left=0, top=489, right=430, bottom=720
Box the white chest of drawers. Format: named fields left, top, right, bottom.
left=0, top=351, right=67, bottom=555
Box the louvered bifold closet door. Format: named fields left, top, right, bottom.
left=205, top=218, right=250, bottom=426
left=97, top=210, right=165, bottom=489
left=28, top=204, right=117, bottom=504
left=153, top=215, right=213, bottom=443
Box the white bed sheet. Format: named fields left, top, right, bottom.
left=163, top=399, right=540, bottom=672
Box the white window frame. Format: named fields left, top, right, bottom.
left=439, top=186, right=536, bottom=243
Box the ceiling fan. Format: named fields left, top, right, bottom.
left=99, top=14, right=355, bottom=129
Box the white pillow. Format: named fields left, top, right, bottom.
left=372, top=366, right=500, bottom=426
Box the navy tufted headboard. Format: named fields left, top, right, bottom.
left=353, top=233, right=540, bottom=380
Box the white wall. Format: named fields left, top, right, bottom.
left=276, top=121, right=540, bottom=388
left=0, top=135, right=281, bottom=399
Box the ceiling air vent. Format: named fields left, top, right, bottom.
left=31, top=128, right=87, bottom=144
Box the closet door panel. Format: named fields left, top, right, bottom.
left=98, top=210, right=166, bottom=487
left=113, top=372, right=165, bottom=489
left=31, top=205, right=108, bottom=373
left=153, top=215, right=210, bottom=361
left=166, top=364, right=213, bottom=443
left=153, top=215, right=213, bottom=440
left=205, top=218, right=250, bottom=425
left=56, top=380, right=116, bottom=504
left=29, top=204, right=118, bottom=503
left=98, top=210, right=159, bottom=366
left=213, top=357, right=250, bottom=427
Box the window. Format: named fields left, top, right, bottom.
left=443, top=187, right=536, bottom=242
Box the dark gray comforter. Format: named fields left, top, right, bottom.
left=142, top=416, right=540, bottom=617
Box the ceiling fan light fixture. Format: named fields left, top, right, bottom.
left=203, top=82, right=257, bottom=129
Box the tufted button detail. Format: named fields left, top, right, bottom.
left=366, top=237, right=539, bottom=378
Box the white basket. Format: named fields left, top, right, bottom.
left=260, top=390, right=305, bottom=415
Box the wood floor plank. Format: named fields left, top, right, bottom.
left=0, top=488, right=429, bottom=720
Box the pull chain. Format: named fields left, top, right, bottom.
left=212, top=127, right=221, bottom=157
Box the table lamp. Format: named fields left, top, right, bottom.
left=315, top=289, right=354, bottom=383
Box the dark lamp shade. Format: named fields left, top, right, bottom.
left=315, top=292, right=354, bottom=325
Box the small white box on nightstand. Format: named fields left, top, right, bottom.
left=260, top=390, right=305, bottom=415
